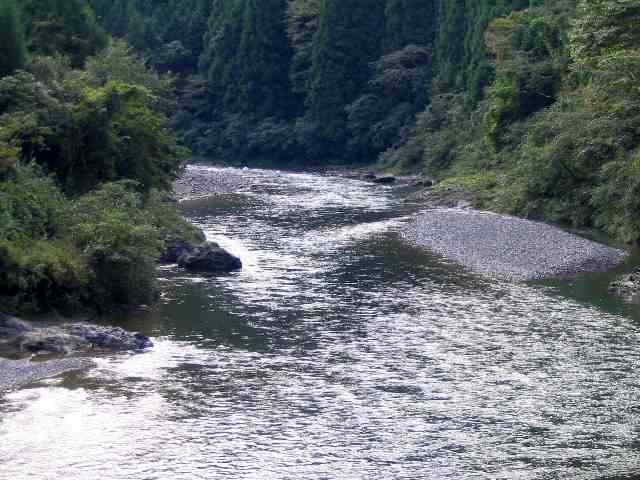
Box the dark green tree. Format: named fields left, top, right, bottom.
left=305, top=0, right=385, bottom=155
left=22, top=0, right=108, bottom=67
left=234, top=0, right=295, bottom=117
left=383, top=0, right=437, bottom=52
left=0, top=0, right=27, bottom=77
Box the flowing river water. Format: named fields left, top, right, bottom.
left=2, top=166, right=640, bottom=480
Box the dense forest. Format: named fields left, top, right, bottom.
left=1, top=0, right=640, bottom=313
left=89, top=0, right=640, bottom=244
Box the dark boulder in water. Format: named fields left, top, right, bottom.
left=178, top=242, right=242, bottom=273
left=11, top=331, right=84, bottom=354
left=372, top=176, right=396, bottom=185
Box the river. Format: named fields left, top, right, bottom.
left=2, top=166, right=640, bottom=480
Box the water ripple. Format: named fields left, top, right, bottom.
left=2, top=167, right=640, bottom=479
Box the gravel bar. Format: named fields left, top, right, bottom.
left=0, top=358, right=95, bottom=392
left=408, top=208, right=627, bottom=280
left=173, top=165, right=246, bottom=200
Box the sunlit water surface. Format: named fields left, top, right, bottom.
left=2, top=166, right=640, bottom=480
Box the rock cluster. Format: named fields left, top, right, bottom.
left=372, top=176, right=397, bottom=185
left=608, top=268, right=640, bottom=299
left=0, top=312, right=33, bottom=337
left=160, top=240, right=197, bottom=264
left=1, top=314, right=153, bottom=355
left=0, top=314, right=153, bottom=391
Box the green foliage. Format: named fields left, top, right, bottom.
left=305, top=0, right=385, bottom=155
left=70, top=181, right=162, bottom=309
left=0, top=45, right=184, bottom=194
left=0, top=164, right=201, bottom=313
left=347, top=45, right=432, bottom=160
left=0, top=4, right=199, bottom=313
left=484, top=6, right=569, bottom=150
left=0, top=0, right=27, bottom=77
left=89, top=0, right=212, bottom=72
left=592, top=153, right=640, bottom=243
left=0, top=164, right=68, bottom=243
left=570, top=0, right=640, bottom=93
left=22, top=0, right=108, bottom=67
left=0, top=239, right=89, bottom=314
left=146, top=190, right=206, bottom=246
left=482, top=0, right=640, bottom=242
left=233, top=0, right=295, bottom=118
left=433, top=0, right=531, bottom=103
left=287, top=0, right=321, bottom=99
left=384, top=0, right=437, bottom=52
left=0, top=164, right=86, bottom=313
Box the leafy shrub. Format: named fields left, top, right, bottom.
left=0, top=239, right=89, bottom=314
left=0, top=164, right=68, bottom=242
left=70, top=181, right=163, bottom=310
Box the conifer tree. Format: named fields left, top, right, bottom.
left=383, top=0, right=437, bottom=52
left=234, top=0, right=294, bottom=117
left=306, top=0, right=385, bottom=152
left=202, top=0, right=294, bottom=118
left=0, top=0, right=27, bottom=77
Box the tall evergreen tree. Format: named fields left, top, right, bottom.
left=202, top=0, right=294, bottom=118
left=306, top=0, right=385, bottom=153
left=0, top=0, right=27, bottom=77
left=234, top=0, right=294, bottom=117
left=383, top=0, right=437, bottom=52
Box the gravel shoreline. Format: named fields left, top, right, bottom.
left=173, top=165, right=628, bottom=280
left=173, top=165, right=247, bottom=200
left=407, top=208, right=627, bottom=280
left=0, top=357, right=95, bottom=392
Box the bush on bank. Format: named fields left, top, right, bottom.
left=0, top=37, right=195, bottom=315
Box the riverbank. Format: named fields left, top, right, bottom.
left=0, top=313, right=153, bottom=392
left=173, top=166, right=247, bottom=201
left=407, top=208, right=627, bottom=281
left=176, top=165, right=628, bottom=281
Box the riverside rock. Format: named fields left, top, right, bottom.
left=11, top=331, right=86, bottom=354
left=372, top=176, right=396, bottom=185
left=0, top=313, right=33, bottom=337
left=9, top=323, right=153, bottom=355
left=608, top=269, right=640, bottom=299
left=68, top=324, right=153, bottom=351
left=160, top=240, right=197, bottom=264
left=178, top=242, right=242, bottom=273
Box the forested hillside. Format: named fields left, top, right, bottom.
left=88, top=0, right=640, bottom=244
left=2, top=0, right=640, bottom=315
